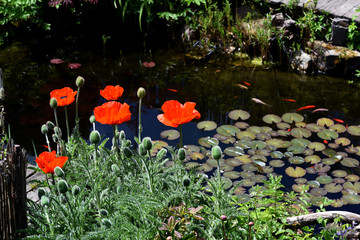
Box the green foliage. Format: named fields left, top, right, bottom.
left=346, top=12, right=360, bottom=51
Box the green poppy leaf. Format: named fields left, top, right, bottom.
left=197, top=120, right=217, bottom=131
left=317, top=129, right=339, bottom=140
left=285, top=166, right=306, bottom=178
left=282, top=113, right=304, bottom=123
left=228, top=109, right=250, bottom=121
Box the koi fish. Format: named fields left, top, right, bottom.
left=236, top=84, right=248, bottom=90
left=167, top=89, right=178, bottom=92
left=282, top=98, right=296, bottom=102
left=323, top=139, right=328, bottom=144
left=296, top=105, right=316, bottom=111
left=332, top=118, right=344, bottom=124
left=243, top=81, right=251, bottom=86
left=251, top=98, right=271, bottom=107
left=215, top=69, right=221, bottom=73
left=312, top=108, right=329, bottom=113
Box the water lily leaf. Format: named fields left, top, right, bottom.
left=198, top=137, right=219, bottom=148
left=198, top=163, right=213, bottom=172
left=277, top=122, right=291, bottom=130
left=291, top=138, right=311, bottom=147
left=331, top=170, right=347, bottom=178
left=335, top=137, right=351, bottom=146
left=251, top=174, right=267, bottom=183
left=345, top=175, right=360, bottom=182
left=237, top=194, right=251, bottom=203
left=295, top=178, right=308, bottom=184
left=269, top=160, right=285, bottom=168
left=282, top=113, right=304, bottom=123
left=190, top=152, right=204, bottom=161
left=292, top=183, right=306, bottom=193
left=305, top=155, right=321, bottom=164
left=224, top=146, right=245, bottom=157
left=285, top=166, right=306, bottom=177
left=263, top=166, right=274, bottom=173
left=261, top=126, right=273, bottom=133
left=343, top=182, right=360, bottom=193
left=295, top=121, right=307, bottom=128
left=225, top=158, right=243, bottom=167
left=233, top=185, right=246, bottom=194
left=306, top=123, right=324, bottom=132
left=331, top=199, right=344, bottom=208
left=263, top=114, right=281, bottom=124
left=290, top=128, right=312, bottom=138
left=321, top=158, right=336, bottom=165
left=241, top=178, right=256, bottom=187
left=310, top=188, right=327, bottom=196
left=221, top=137, right=236, bottom=144
left=270, top=151, right=284, bottom=159
left=251, top=155, right=267, bottom=162
left=316, top=175, right=333, bottom=184
left=340, top=157, right=359, bottom=168
left=324, top=183, right=343, bottom=193
left=223, top=171, right=241, bottom=179
left=256, top=132, right=271, bottom=141
left=184, top=145, right=200, bottom=153
left=322, top=148, right=337, bottom=158
left=317, top=118, right=334, bottom=127
left=308, top=142, right=326, bottom=151
left=345, top=147, right=359, bottom=154
left=242, top=163, right=258, bottom=172
left=277, top=130, right=291, bottom=137
left=284, top=151, right=294, bottom=158
left=333, top=178, right=346, bottom=184
left=329, top=124, right=347, bottom=133
left=342, top=194, right=360, bottom=204
left=236, top=155, right=252, bottom=164
left=250, top=140, right=266, bottom=149
left=217, top=125, right=240, bottom=137
left=347, top=125, right=360, bottom=136
left=266, top=139, right=287, bottom=148
left=151, top=140, right=169, bottom=156
left=236, top=131, right=256, bottom=140
left=234, top=122, right=249, bottom=129
left=287, top=145, right=305, bottom=154
left=247, top=126, right=263, bottom=134
left=311, top=196, right=332, bottom=207
left=185, top=162, right=200, bottom=169
left=289, top=156, right=305, bottom=164
left=220, top=165, right=234, bottom=172
left=228, top=109, right=250, bottom=121
left=197, top=120, right=217, bottom=131
left=254, top=149, right=270, bottom=156
left=317, top=129, right=339, bottom=140
left=307, top=180, right=321, bottom=188
left=160, top=129, right=180, bottom=140
left=314, top=163, right=331, bottom=173
left=234, top=140, right=252, bottom=149
left=239, top=171, right=255, bottom=178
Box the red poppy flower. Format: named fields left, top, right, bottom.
left=94, top=101, right=131, bottom=125
left=35, top=151, right=68, bottom=174
left=100, top=85, right=124, bottom=101
left=50, top=87, right=77, bottom=107
left=157, top=100, right=201, bottom=128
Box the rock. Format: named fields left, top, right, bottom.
left=331, top=18, right=349, bottom=46
left=272, top=13, right=285, bottom=27
left=290, top=50, right=312, bottom=73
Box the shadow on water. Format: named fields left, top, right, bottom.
left=2, top=37, right=360, bottom=214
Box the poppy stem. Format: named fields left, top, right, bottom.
left=64, top=106, right=70, bottom=141
left=138, top=97, right=142, bottom=143
left=53, top=108, right=59, bottom=130
left=75, top=86, right=80, bottom=135
left=45, top=133, right=51, bottom=152
left=112, top=125, right=120, bottom=157
left=179, top=125, right=183, bottom=148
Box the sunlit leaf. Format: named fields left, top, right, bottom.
left=307, top=180, right=320, bottom=188
left=295, top=121, right=307, bottom=128
left=198, top=137, right=219, bottom=148
left=308, top=142, right=326, bottom=151
left=263, top=114, right=281, bottom=124
left=269, top=160, right=285, bottom=168
left=198, top=163, right=213, bottom=172
left=291, top=138, right=311, bottom=147
left=236, top=131, right=256, bottom=140
left=335, top=137, right=351, bottom=146
left=288, top=156, right=305, bottom=164
left=197, top=120, right=217, bottom=131
left=285, top=166, right=306, bottom=177
left=256, top=132, right=271, bottom=141
left=242, top=163, right=258, bottom=172
left=316, top=175, right=333, bottom=184
left=224, top=146, right=245, bottom=157
left=239, top=171, right=255, bottom=178
left=295, top=178, right=307, bottom=184
left=234, top=140, right=252, bottom=149
left=266, top=139, right=287, bottom=148
left=235, top=155, right=252, bottom=164
left=185, top=162, right=200, bottom=169
left=317, top=118, right=334, bottom=127
left=223, top=171, right=241, bottom=179
left=347, top=125, right=360, bottom=136
left=160, top=129, right=180, bottom=140
left=331, top=170, right=347, bottom=178
left=190, top=152, right=204, bottom=161
left=277, top=122, right=291, bottom=130
left=321, top=158, right=336, bottom=165
left=310, top=188, right=327, bottom=196
left=329, top=124, right=347, bottom=133
left=270, top=151, right=284, bottom=159
left=306, top=123, right=324, bottom=132
left=251, top=174, right=267, bottom=183
left=282, top=113, right=304, bottom=123
left=317, top=129, right=339, bottom=140
left=228, top=109, right=250, bottom=120
left=234, top=122, right=249, bottom=129
left=287, top=145, right=305, bottom=154
left=305, top=155, right=321, bottom=164
left=340, top=157, right=359, bottom=167
left=331, top=199, right=344, bottom=208
left=225, top=158, right=243, bottom=167
left=324, top=183, right=343, bottom=193
left=217, top=125, right=240, bottom=137
left=342, top=194, right=360, bottom=204
left=290, top=128, right=312, bottom=138
left=345, top=175, right=360, bottom=182
left=250, top=140, right=266, bottom=149
left=314, top=163, right=331, bottom=173
left=206, top=158, right=225, bottom=168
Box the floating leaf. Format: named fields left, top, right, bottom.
left=256, top=132, right=271, bottom=141
left=160, top=129, right=180, bottom=140
left=198, top=137, right=219, bottom=148
left=316, top=175, right=333, bottom=184
left=324, top=183, right=343, bottom=193
left=277, top=130, right=291, bottom=137
left=206, top=158, right=225, bottom=168
left=266, top=139, right=287, bottom=148
left=333, top=178, right=346, bottom=184
left=331, top=170, right=347, bottom=178
left=282, top=113, right=304, bottom=123
left=331, top=199, right=344, bottom=208
left=314, top=163, right=331, bottom=173
left=295, top=121, right=307, bottom=128
left=223, top=171, right=241, bottom=179
left=236, top=131, right=256, bottom=140
left=269, top=160, right=285, bottom=168
left=307, top=180, right=320, bottom=188
left=310, top=188, right=327, bottom=196
left=239, top=171, right=255, bottom=178
left=251, top=174, right=267, bottom=183
left=289, top=156, right=305, bottom=164
left=306, top=123, right=324, bottom=132
left=342, top=194, right=360, bottom=204
left=305, top=155, right=321, bottom=164
left=345, top=147, right=359, bottom=154
left=221, top=164, right=234, bottom=172
left=263, top=114, right=281, bottom=124
left=261, top=126, right=273, bottom=133
left=321, top=158, right=336, bottom=165
left=292, top=184, right=306, bottom=193
left=311, top=196, right=331, bottom=206
left=242, top=163, right=258, bottom=172
left=151, top=140, right=169, bottom=156
left=233, top=186, right=246, bottom=194
left=190, top=152, right=204, bottom=161
left=184, top=145, right=200, bottom=153
left=224, top=147, right=245, bottom=157
left=347, top=125, right=360, bottom=136
left=236, top=155, right=252, bottom=164
left=185, top=162, right=200, bottom=169
left=237, top=194, right=251, bottom=203
left=241, top=178, right=256, bottom=187
left=198, top=163, right=213, bottom=172
left=308, top=142, right=326, bottom=151
left=291, top=138, right=311, bottom=147
left=251, top=140, right=266, bottom=149
left=329, top=124, right=347, bottom=133
left=317, top=129, right=339, bottom=140
left=270, top=151, right=284, bottom=159
left=290, top=128, right=312, bottom=138
left=234, top=140, right=252, bottom=149
left=287, top=145, right=305, bottom=154
left=345, top=175, right=360, bottom=182
left=228, top=110, right=250, bottom=120
left=247, top=126, right=263, bottom=134
left=197, top=121, right=217, bottom=131
left=234, top=122, right=249, bottom=129
left=295, top=178, right=308, bottom=184
left=335, top=137, right=351, bottom=146
left=217, top=125, right=240, bottom=137
left=317, top=118, right=334, bottom=127
left=340, top=157, right=359, bottom=168
left=285, top=166, right=306, bottom=177
left=225, top=158, right=243, bottom=167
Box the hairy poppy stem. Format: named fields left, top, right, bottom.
left=64, top=106, right=70, bottom=141
left=179, top=125, right=183, bottom=148
left=75, top=86, right=80, bottom=134
left=45, top=134, right=51, bottom=152
left=53, top=108, right=59, bottom=129
left=138, top=97, right=142, bottom=143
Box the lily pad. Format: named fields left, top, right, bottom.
left=295, top=121, right=307, bottom=128
left=242, top=163, right=258, bottom=172
left=317, top=129, right=339, bottom=140
left=342, top=194, right=360, bottom=204
left=185, top=162, right=200, bottom=169
left=228, top=109, right=250, bottom=121
left=321, top=158, right=336, bottom=165
left=190, top=152, right=204, bottom=161
left=335, top=137, right=351, bottom=146
left=251, top=174, right=267, bottom=183
left=277, top=130, right=291, bottom=137
left=151, top=140, right=169, bottom=156
left=306, top=123, right=324, bottom=132
left=217, top=125, right=240, bottom=137
left=310, top=188, right=327, bottom=196
left=282, top=113, right=304, bottom=123
left=236, top=131, right=256, bottom=140
left=295, top=178, right=308, bottom=184
left=221, top=165, right=234, bottom=172
left=233, top=186, right=246, bottom=194
left=308, top=142, right=326, bottom=151
left=324, top=183, right=343, bottom=193
left=288, top=156, right=305, bottom=164
left=285, top=166, right=306, bottom=178
left=234, top=122, right=249, bottom=129
left=329, top=124, right=347, bottom=133
left=333, top=178, right=346, bottom=184
left=270, top=151, right=284, bottom=159
left=198, top=163, right=213, bottom=172
left=287, top=145, right=305, bottom=154
left=247, top=126, right=263, bottom=134
left=305, top=155, right=321, bottom=164
left=198, top=137, right=219, bottom=148
left=291, top=138, right=311, bottom=147
left=292, top=183, right=306, bottom=193
left=331, top=170, right=347, bottom=178
left=225, top=158, right=243, bottom=167
left=347, top=125, right=360, bottom=136
left=277, top=122, right=291, bottom=130
left=256, top=132, right=271, bottom=141
left=266, top=139, right=287, bottom=148
left=241, top=178, right=256, bottom=187
left=269, top=160, right=285, bottom=168
left=224, top=147, right=245, bottom=157
left=317, top=118, right=334, bottom=127
left=290, top=128, right=312, bottom=138
left=234, top=140, right=252, bottom=149
left=315, top=175, right=333, bottom=184
left=345, top=147, right=359, bottom=154
left=206, top=158, right=225, bottom=168
left=314, top=163, right=331, bottom=173
left=340, top=157, right=359, bottom=168
left=239, top=171, right=255, bottom=178
left=236, top=155, right=252, bottom=164
left=160, top=129, right=180, bottom=140
left=197, top=121, right=217, bottom=131
left=223, top=171, right=241, bottom=179
left=345, top=175, right=360, bottom=182
left=237, top=194, right=251, bottom=203
left=263, top=114, right=282, bottom=124
left=311, top=196, right=331, bottom=207
left=250, top=140, right=266, bottom=149
left=307, top=180, right=321, bottom=188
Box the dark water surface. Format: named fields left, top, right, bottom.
left=2, top=39, right=360, bottom=214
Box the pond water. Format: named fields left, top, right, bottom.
left=2, top=38, right=360, bottom=214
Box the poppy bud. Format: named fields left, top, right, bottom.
left=183, top=176, right=190, bottom=187
left=41, top=124, right=48, bottom=134
left=72, top=185, right=81, bottom=195
left=123, top=147, right=132, bottom=158
left=125, top=140, right=132, bottom=147
left=111, top=164, right=120, bottom=174
left=38, top=188, right=46, bottom=199
left=115, top=132, right=120, bottom=139
left=90, top=130, right=101, bottom=144
left=221, top=215, right=227, bottom=221
left=142, top=137, right=152, bottom=151
left=52, top=133, right=58, bottom=143
left=137, top=87, right=146, bottom=99
left=54, top=127, right=62, bottom=137
left=49, top=97, right=57, bottom=108
left=46, top=121, right=55, bottom=130
left=54, top=166, right=65, bottom=178
left=89, top=115, right=96, bottom=124
left=58, top=179, right=69, bottom=194
left=139, top=144, right=147, bottom=156
left=41, top=195, right=50, bottom=206
left=211, top=146, right=222, bottom=160
left=99, top=209, right=108, bottom=217
left=119, top=130, right=126, bottom=140
left=101, top=218, right=112, bottom=227
left=178, top=148, right=186, bottom=161
left=156, top=148, right=167, bottom=159
left=76, top=76, right=85, bottom=87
